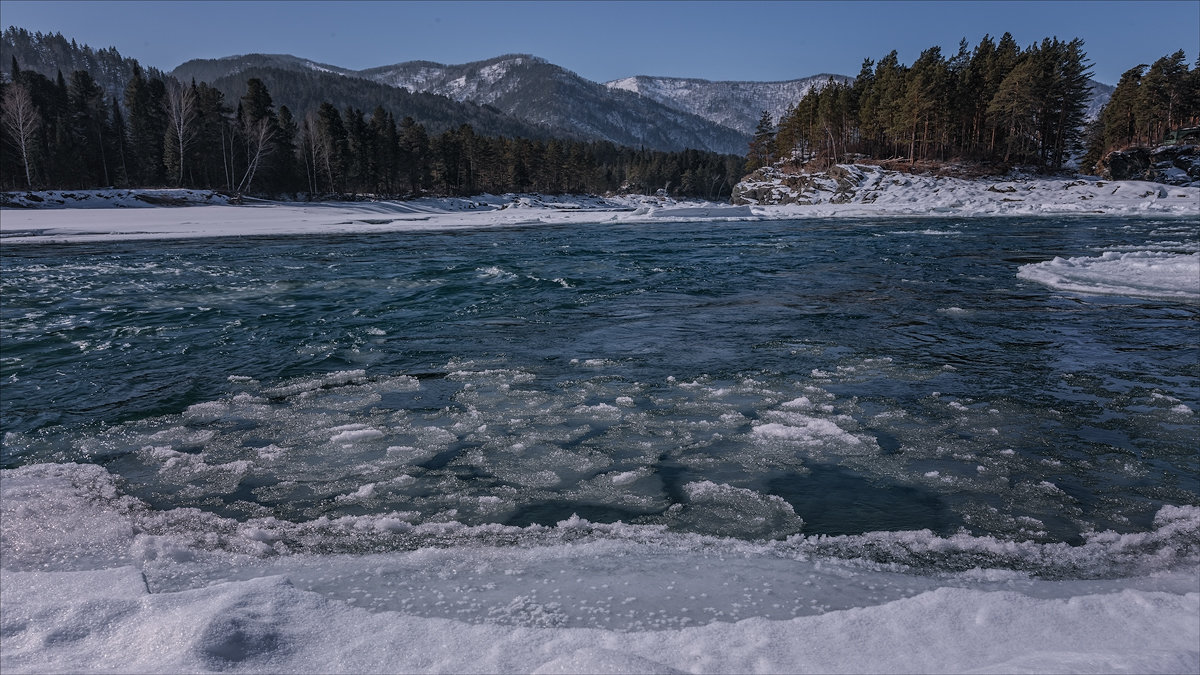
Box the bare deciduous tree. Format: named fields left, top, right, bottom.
left=163, top=81, right=197, bottom=186
left=236, top=116, right=274, bottom=194
left=301, top=109, right=322, bottom=195
left=2, top=82, right=40, bottom=188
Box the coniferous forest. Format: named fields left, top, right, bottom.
left=0, top=61, right=743, bottom=198
left=758, top=34, right=1199, bottom=174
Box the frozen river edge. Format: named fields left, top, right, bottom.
left=1, top=170, right=1198, bottom=246
left=2, top=463, right=1198, bottom=674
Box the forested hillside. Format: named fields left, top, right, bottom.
left=0, top=27, right=166, bottom=102
left=0, top=58, right=741, bottom=197
left=205, top=66, right=551, bottom=140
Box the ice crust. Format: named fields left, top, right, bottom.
left=2, top=462, right=1199, bottom=674
left=1018, top=251, right=1200, bottom=300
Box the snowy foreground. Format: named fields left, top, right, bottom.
left=2, top=463, right=1198, bottom=674
left=1, top=168, right=1198, bottom=246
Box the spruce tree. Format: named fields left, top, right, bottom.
left=745, top=110, right=775, bottom=172
left=271, top=104, right=300, bottom=195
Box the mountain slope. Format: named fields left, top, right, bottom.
left=359, top=55, right=751, bottom=154
left=605, top=74, right=850, bottom=135
left=171, top=54, right=553, bottom=139
left=203, top=66, right=553, bottom=139
left=1, top=26, right=167, bottom=102
left=172, top=53, right=748, bottom=154
left=1085, top=79, right=1116, bottom=121
left=171, top=53, right=359, bottom=84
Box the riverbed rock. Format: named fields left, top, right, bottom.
left=1098, top=145, right=1200, bottom=186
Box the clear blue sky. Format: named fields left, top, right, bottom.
left=2, top=1, right=1197, bottom=85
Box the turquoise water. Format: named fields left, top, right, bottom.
left=2, top=216, right=1197, bottom=556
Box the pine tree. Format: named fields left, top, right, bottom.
left=316, top=102, right=346, bottom=194
left=69, top=71, right=109, bottom=185
left=1041, top=38, right=1092, bottom=168
left=988, top=55, right=1039, bottom=163
left=1100, top=65, right=1145, bottom=150
left=124, top=64, right=167, bottom=185
left=108, top=96, right=129, bottom=186
left=744, top=110, right=775, bottom=172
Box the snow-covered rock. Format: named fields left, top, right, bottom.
left=1097, top=145, right=1200, bottom=186
left=731, top=163, right=1200, bottom=216
left=0, top=189, right=232, bottom=209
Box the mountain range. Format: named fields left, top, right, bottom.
left=172, top=52, right=769, bottom=154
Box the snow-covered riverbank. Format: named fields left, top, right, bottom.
left=3, top=463, right=1197, bottom=674
left=1, top=171, right=1197, bottom=245
left=733, top=163, right=1200, bottom=216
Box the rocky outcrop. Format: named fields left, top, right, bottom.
left=1098, top=145, right=1200, bottom=186
left=730, top=167, right=813, bottom=205
left=730, top=165, right=869, bottom=205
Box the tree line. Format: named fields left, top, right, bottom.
left=0, top=61, right=743, bottom=199
left=754, top=34, right=1173, bottom=172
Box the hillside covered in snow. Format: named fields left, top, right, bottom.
left=357, top=55, right=750, bottom=154
left=604, top=74, right=848, bottom=136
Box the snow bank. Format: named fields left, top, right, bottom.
left=6, top=564, right=1195, bottom=674
left=0, top=190, right=742, bottom=244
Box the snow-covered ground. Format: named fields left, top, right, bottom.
left=0, top=190, right=755, bottom=244
left=1, top=170, right=1197, bottom=246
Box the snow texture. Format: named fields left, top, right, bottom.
left=1, top=462, right=1198, bottom=674
left=732, top=163, right=1200, bottom=216
left=605, top=74, right=847, bottom=136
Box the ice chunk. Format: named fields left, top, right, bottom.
left=1018, top=251, right=1200, bottom=300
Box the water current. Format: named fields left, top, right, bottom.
left=2, top=216, right=1197, bottom=557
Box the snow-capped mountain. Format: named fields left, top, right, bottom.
left=358, top=55, right=750, bottom=155
left=604, top=74, right=849, bottom=135
left=606, top=74, right=1117, bottom=131
left=170, top=54, right=552, bottom=140
left=1085, top=79, right=1116, bottom=121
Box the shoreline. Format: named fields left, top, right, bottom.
left=1, top=170, right=1198, bottom=245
